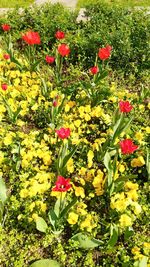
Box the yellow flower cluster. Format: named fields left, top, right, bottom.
left=111, top=181, right=142, bottom=227
left=20, top=171, right=53, bottom=198
left=132, top=243, right=150, bottom=261
left=131, top=156, right=145, bottom=168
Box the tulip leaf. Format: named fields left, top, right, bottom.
left=62, top=145, right=78, bottom=169
left=54, top=197, right=61, bottom=218
left=60, top=197, right=77, bottom=218
left=48, top=210, right=58, bottom=229
left=104, top=152, right=111, bottom=171
left=124, top=227, right=134, bottom=241
left=30, top=259, right=61, bottom=267
left=107, top=224, right=118, bottom=247
left=36, top=217, right=48, bottom=233
left=0, top=175, right=7, bottom=203
left=71, top=233, right=103, bottom=249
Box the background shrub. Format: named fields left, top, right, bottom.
left=0, top=2, right=149, bottom=78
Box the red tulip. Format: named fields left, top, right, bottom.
left=98, top=45, right=112, bottom=60
left=119, top=101, right=133, bottom=113
left=1, top=84, right=8, bottom=91
left=53, top=100, right=58, bottom=107
left=120, top=139, right=138, bottom=154
left=55, top=31, right=65, bottom=40
left=22, top=31, right=41, bottom=45
left=3, top=54, right=10, bottom=60
left=45, top=55, right=55, bottom=64
left=56, top=127, right=71, bottom=139
left=1, top=24, right=11, bottom=31
left=58, top=44, right=70, bottom=57
left=52, top=176, right=71, bottom=192
left=89, top=66, right=99, bottom=75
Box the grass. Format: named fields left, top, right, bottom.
left=0, top=0, right=34, bottom=8
left=77, top=0, right=150, bottom=8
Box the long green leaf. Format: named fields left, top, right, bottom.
left=107, top=224, right=118, bottom=247
left=0, top=176, right=7, bottom=203
left=60, top=197, right=77, bottom=218
left=48, top=210, right=57, bottom=229
left=54, top=198, right=61, bottom=218
left=104, top=152, right=111, bottom=171
left=62, top=145, right=77, bottom=169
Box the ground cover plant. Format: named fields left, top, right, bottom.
left=0, top=3, right=150, bottom=267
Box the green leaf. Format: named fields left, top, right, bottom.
left=36, top=217, right=48, bottom=233
left=62, top=145, right=77, bottom=169
left=48, top=210, right=58, bottom=229
left=60, top=197, right=77, bottom=218
left=104, top=152, right=111, bottom=171
left=134, top=257, right=148, bottom=267
left=112, top=113, right=124, bottom=141
left=139, top=257, right=148, bottom=267
left=124, top=227, right=134, bottom=241
left=107, top=224, right=118, bottom=247
left=30, top=259, right=61, bottom=267
left=54, top=198, right=61, bottom=218
left=120, top=116, right=133, bottom=134
left=71, top=233, right=103, bottom=249
left=0, top=176, right=7, bottom=203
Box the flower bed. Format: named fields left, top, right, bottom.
left=0, top=9, right=150, bottom=267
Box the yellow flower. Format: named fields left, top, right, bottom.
left=32, top=213, right=39, bottom=221
left=125, top=182, right=139, bottom=191
left=132, top=247, right=141, bottom=255
left=67, top=212, right=78, bottom=225
left=92, top=170, right=104, bottom=187
left=40, top=202, right=47, bottom=212
left=126, top=190, right=138, bottom=201
left=20, top=188, right=29, bottom=198
left=118, top=164, right=125, bottom=173
left=42, top=152, right=52, bottom=166
left=109, top=96, right=117, bottom=103
left=119, top=214, right=132, bottom=227
left=87, top=150, right=94, bottom=168
left=74, top=186, right=85, bottom=198
left=3, top=133, right=13, bottom=146
left=67, top=158, right=74, bottom=173
left=80, top=214, right=97, bottom=232
left=31, top=103, right=39, bottom=111
left=131, top=156, right=145, bottom=167
left=132, top=202, right=142, bottom=215
left=50, top=90, right=58, bottom=98
left=139, top=104, right=145, bottom=111
left=145, top=127, right=150, bottom=134
left=76, top=203, right=87, bottom=215
left=29, top=202, right=36, bottom=211
left=74, top=119, right=81, bottom=128
left=135, top=132, right=144, bottom=142
left=144, top=242, right=150, bottom=249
